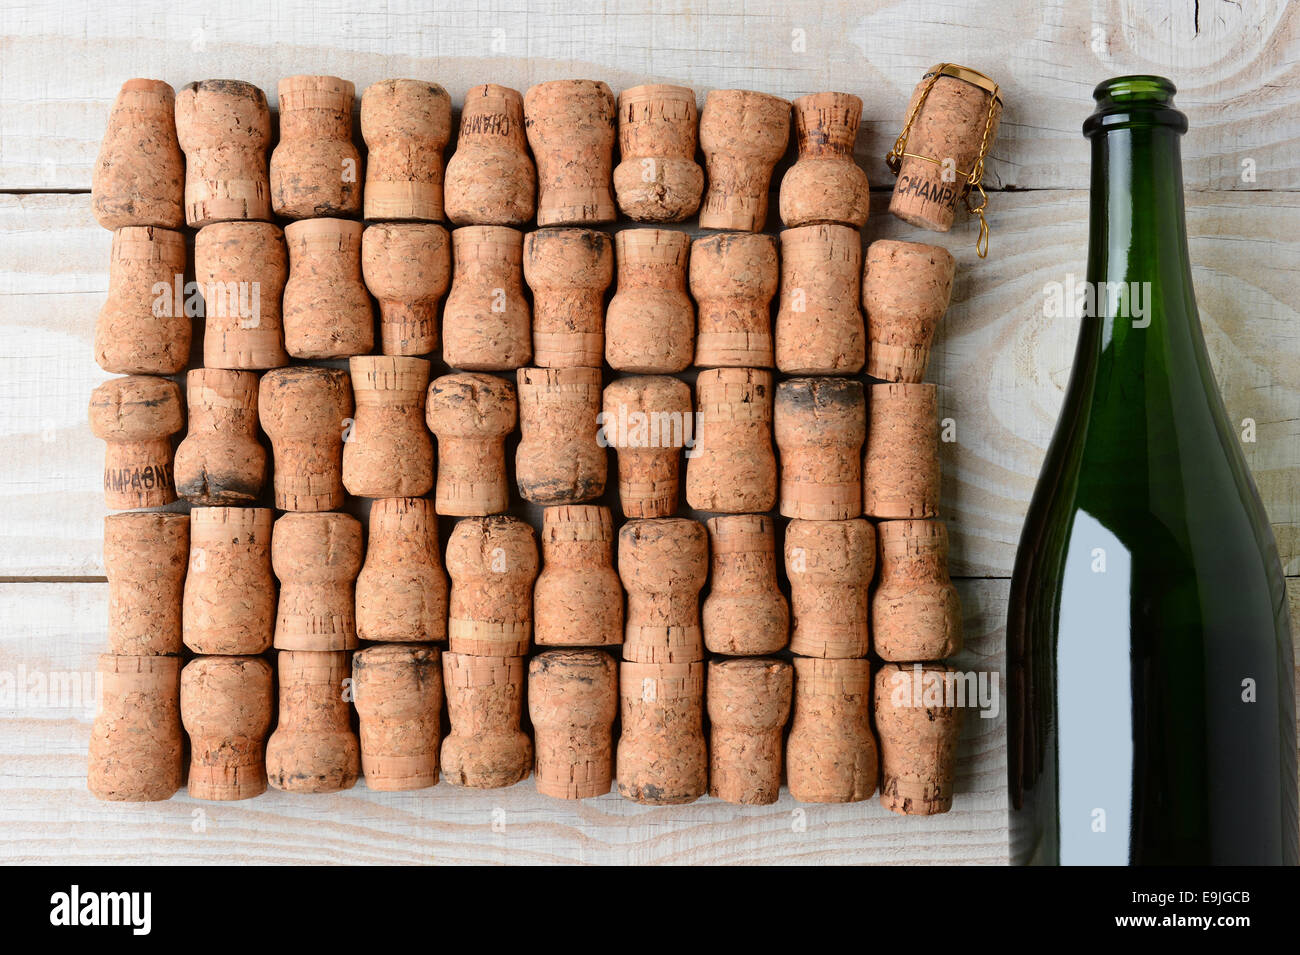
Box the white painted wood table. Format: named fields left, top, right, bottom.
left=0, top=1, right=1296, bottom=865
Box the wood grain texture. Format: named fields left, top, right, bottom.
left=0, top=580, right=1009, bottom=865
left=2, top=579, right=1294, bottom=863
left=1, top=0, right=1297, bottom=191
left=2, top=190, right=1294, bottom=577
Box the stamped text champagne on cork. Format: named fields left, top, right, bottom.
left=444, top=84, right=536, bottom=226
left=89, top=374, right=183, bottom=510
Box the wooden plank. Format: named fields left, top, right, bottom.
left=0, top=579, right=1010, bottom=865
left=0, top=194, right=116, bottom=576
left=3, top=578, right=1296, bottom=863
left=1, top=0, right=1297, bottom=191
left=2, top=190, right=1295, bottom=577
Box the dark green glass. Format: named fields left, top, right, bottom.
left=1006, top=76, right=1297, bottom=865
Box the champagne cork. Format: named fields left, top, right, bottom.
left=787, top=657, right=878, bottom=803
left=784, top=518, right=875, bottom=659
left=103, top=511, right=188, bottom=656
left=605, top=229, right=694, bottom=373
left=690, top=232, right=779, bottom=368
left=258, top=366, right=353, bottom=511
left=875, top=662, right=963, bottom=814
left=361, top=222, right=451, bottom=356
left=863, top=382, right=940, bottom=519
left=270, top=75, right=362, bottom=219
left=698, top=89, right=791, bottom=232
left=94, top=226, right=190, bottom=375
left=271, top=512, right=363, bottom=651
left=533, top=505, right=622, bottom=648
left=356, top=497, right=449, bottom=644
left=180, top=656, right=274, bottom=801
left=343, top=356, right=433, bottom=499
left=616, top=660, right=707, bottom=804
left=441, top=652, right=533, bottom=788
left=528, top=649, right=618, bottom=798
left=874, top=520, right=963, bottom=661
left=446, top=515, right=539, bottom=657
left=87, top=654, right=183, bottom=802
left=174, top=369, right=266, bottom=506
left=685, top=367, right=777, bottom=513
left=442, top=225, right=531, bottom=371
left=360, top=79, right=452, bottom=221
left=444, top=83, right=536, bottom=226
left=175, top=79, right=273, bottom=227
left=774, top=377, right=865, bottom=521
left=888, top=65, right=1002, bottom=234
left=516, top=366, right=607, bottom=505
left=524, top=80, right=617, bottom=226
left=862, top=239, right=957, bottom=383
left=707, top=657, right=793, bottom=805
left=619, top=517, right=707, bottom=664
left=89, top=375, right=183, bottom=510
left=425, top=372, right=516, bottom=516
left=265, top=649, right=360, bottom=793
left=92, top=79, right=184, bottom=230
left=702, top=514, right=789, bottom=655
left=779, top=92, right=870, bottom=228
left=613, top=84, right=703, bottom=222
left=601, top=375, right=691, bottom=518
left=523, top=228, right=613, bottom=367
left=282, top=218, right=374, bottom=359
left=195, top=221, right=289, bottom=369
left=353, top=644, right=443, bottom=791
left=183, top=507, right=276, bottom=655
left=775, top=224, right=864, bottom=375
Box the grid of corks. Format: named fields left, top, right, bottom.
left=86, top=72, right=980, bottom=818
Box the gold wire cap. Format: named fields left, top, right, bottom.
left=922, top=63, right=1002, bottom=104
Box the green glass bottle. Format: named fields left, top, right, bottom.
left=1006, top=76, right=1297, bottom=865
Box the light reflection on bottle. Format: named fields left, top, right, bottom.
left=1056, top=511, right=1132, bottom=864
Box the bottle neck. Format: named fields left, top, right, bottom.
left=1084, top=121, right=1199, bottom=349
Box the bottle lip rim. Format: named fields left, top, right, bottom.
left=1084, top=75, right=1187, bottom=137
left=1093, top=74, right=1178, bottom=102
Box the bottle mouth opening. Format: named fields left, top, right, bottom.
left=1084, top=75, right=1187, bottom=137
